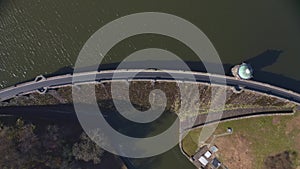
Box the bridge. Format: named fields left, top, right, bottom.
left=0, top=69, right=300, bottom=105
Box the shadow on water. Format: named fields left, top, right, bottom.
left=99, top=100, right=177, bottom=138
left=0, top=102, right=176, bottom=138
left=0, top=0, right=5, bottom=7
left=245, top=49, right=282, bottom=70
left=110, top=49, right=299, bottom=93
left=0, top=104, right=78, bottom=124
left=199, top=49, right=299, bottom=93
left=182, top=49, right=299, bottom=94
left=45, top=66, right=74, bottom=77
left=14, top=66, right=75, bottom=86
left=12, top=49, right=300, bottom=94
left=244, top=49, right=300, bottom=93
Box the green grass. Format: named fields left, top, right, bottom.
left=182, top=130, right=201, bottom=156
left=182, top=111, right=300, bottom=168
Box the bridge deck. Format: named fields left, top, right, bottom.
left=0, top=69, right=300, bottom=105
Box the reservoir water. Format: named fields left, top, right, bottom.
left=1, top=0, right=300, bottom=168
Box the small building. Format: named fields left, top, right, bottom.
left=231, top=62, right=253, bottom=80
left=193, top=146, right=212, bottom=168
left=227, top=127, right=233, bottom=133
left=204, top=151, right=212, bottom=159
left=199, top=156, right=209, bottom=167
left=211, top=158, right=222, bottom=168
left=210, top=145, right=219, bottom=153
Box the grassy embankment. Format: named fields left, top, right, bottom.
left=0, top=81, right=295, bottom=116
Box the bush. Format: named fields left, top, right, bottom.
left=72, top=132, right=105, bottom=164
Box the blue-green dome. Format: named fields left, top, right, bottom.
left=238, top=63, right=253, bottom=79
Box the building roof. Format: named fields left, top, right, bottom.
left=238, top=63, right=253, bottom=80
left=212, top=158, right=221, bottom=168
left=194, top=146, right=209, bottom=160
left=210, top=146, right=218, bottom=153
left=199, top=156, right=208, bottom=166
left=227, top=127, right=233, bottom=133
left=204, top=151, right=212, bottom=158
left=192, top=146, right=211, bottom=168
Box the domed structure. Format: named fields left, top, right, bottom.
left=231, top=63, right=253, bottom=80
left=237, top=63, right=253, bottom=80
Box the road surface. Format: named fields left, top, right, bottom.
left=0, top=69, right=299, bottom=104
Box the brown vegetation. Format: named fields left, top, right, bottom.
left=0, top=81, right=295, bottom=116
left=264, top=151, right=298, bottom=169
left=215, top=134, right=254, bottom=169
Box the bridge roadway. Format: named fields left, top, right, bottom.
left=0, top=69, right=300, bottom=104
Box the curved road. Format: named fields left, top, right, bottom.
left=0, top=69, right=300, bottom=104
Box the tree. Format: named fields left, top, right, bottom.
left=0, top=119, right=38, bottom=168
left=15, top=119, right=39, bottom=153
left=0, top=118, right=106, bottom=169
left=0, top=125, right=22, bottom=169
left=72, top=132, right=105, bottom=164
